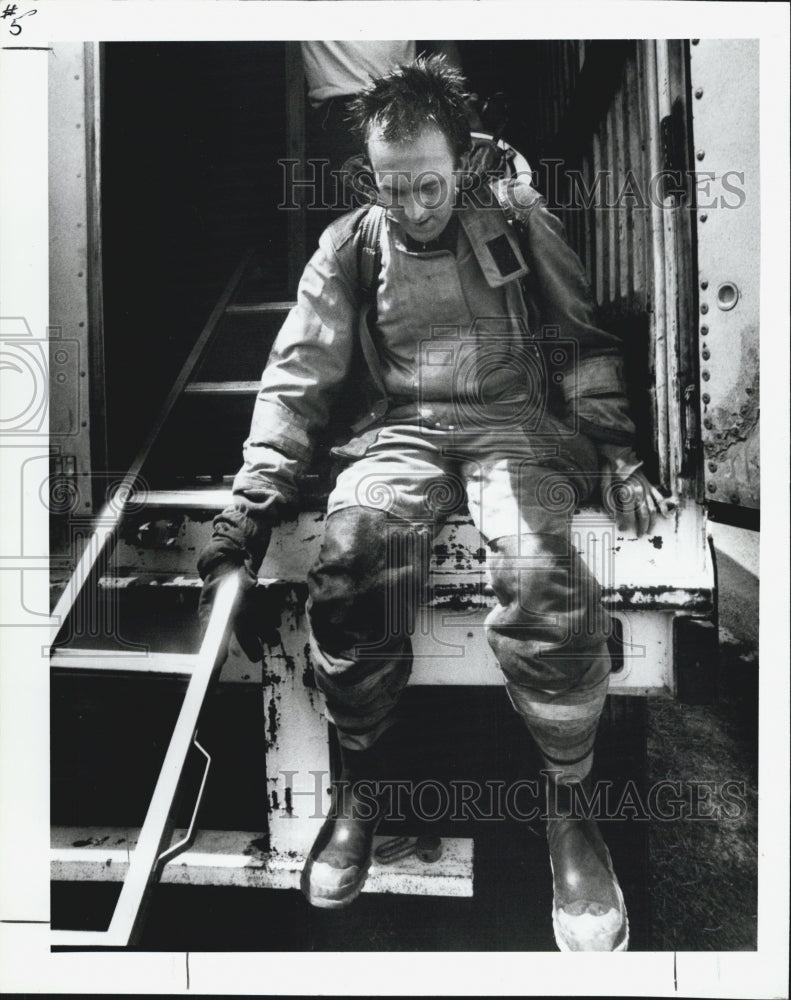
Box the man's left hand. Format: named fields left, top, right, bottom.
left=601, top=466, right=672, bottom=538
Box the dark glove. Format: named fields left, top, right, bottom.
left=197, top=526, right=271, bottom=663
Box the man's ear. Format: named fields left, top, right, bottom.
left=340, top=153, right=378, bottom=206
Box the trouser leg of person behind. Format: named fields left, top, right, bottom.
left=301, top=506, right=434, bottom=907
left=485, top=530, right=628, bottom=951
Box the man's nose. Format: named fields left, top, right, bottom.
left=403, top=194, right=431, bottom=223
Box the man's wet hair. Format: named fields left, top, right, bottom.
left=346, top=54, right=473, bottom=163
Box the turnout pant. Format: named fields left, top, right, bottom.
left=306, top=419, right=613, bottom=784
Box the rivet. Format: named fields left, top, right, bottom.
left=702, top=349, right=710, bottom=360
left=696, top=150, right=705, bottom=161
left=730, top=494, right=741, bottom=505
left=708, top=462, right=717, bottom=472
left=702, top=393, right=710, bottom=404
left=703, top=418, right=713, bottom=429
left=717, top=282, right=739, bottom=311
left=80, top=371, right=86, bottom=377
left=700, top=303, right=708, bottom=314
left=77, top=271, right=84, bottom=278
left=78, top=321, right=85, bottom=327
left=692, top=39, right=700, bottom=46
left=700, top=280, right=708, bottom=290
left=700, top=213, right=708, bottom=222
left=702, top=370, right=710, bottom=380
left=701, top=325, right=709, bottom=334
left=707, top=482, right=716, bottom=492
left=695, top=88, right=703, bottom=98
left=81, top=421, right=87, bottom=428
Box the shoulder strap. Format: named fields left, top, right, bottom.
left=357, top=204, right=386, bottom=304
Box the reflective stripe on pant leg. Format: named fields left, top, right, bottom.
left=505, top=667, right=610, bottom=784
left=485, top=531, right=613, bottom=784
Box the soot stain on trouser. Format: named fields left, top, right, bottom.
left=306, top=506, right=436, bottom=744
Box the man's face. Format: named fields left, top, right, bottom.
left=367, top=125, right=458, bottom=243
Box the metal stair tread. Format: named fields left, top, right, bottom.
left=183, top=381, right=261, bottom=395
left=51, top=826, right=474, bottom=896
left=225, top=300, right=295, bottom=314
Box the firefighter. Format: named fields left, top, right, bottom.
left=198, top=56, right=662, bottom=951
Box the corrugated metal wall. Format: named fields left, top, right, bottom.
left=529, top=41, right=650, bottom=316
left=523, top=40, right=696, bottom=491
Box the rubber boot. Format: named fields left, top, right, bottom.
left=300, top=741, right=387, bottom=909
left=545, top=774, right=629, bottom=951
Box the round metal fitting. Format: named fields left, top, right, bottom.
left=730, top=494, right=741, bottom=505
left=702, top=370, right=710, bottom=381
left=700, top=303, right=708, bottom=314
left=708, top=462, right=717, bottom=472
left=696, top=150, right=705, bottom=161
left=701, top=325, right=709, bottom=335
left=703, top=418, right=713, bottom=429
left=700, top=213, right=708, bottom=222
left=707, top=482, right=716, bottom=492
left=702, top=393, right=710, bottom=404
left=695, top=87, right=703, bottom=98
left=717, top=282, right=739, bottom=310
left=702, top=349, right=710, bottom=360
left=692, top=39, right=700, bottom=45
left=700, top=279, right=708, bottom=290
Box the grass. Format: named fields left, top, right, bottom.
left=646, top=631, right=758, bottom=950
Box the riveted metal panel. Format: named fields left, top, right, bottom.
left=49, top=42, right=106, bottom=540
left=690, top=40, right=760, bottom=510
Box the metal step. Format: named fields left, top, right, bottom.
left=52, top=649, right=198, bottom=674
left=225, top=301, right=295, bottom=315
left=183, top=381, right=260, bottom=396
left=51, top=827, right=474, bottom=897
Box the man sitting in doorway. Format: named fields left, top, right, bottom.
left=199, top=55, right=662, bottom=951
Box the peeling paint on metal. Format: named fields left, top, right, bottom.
left=266, top=696, right=280, bottom=747
left=604, top=585, right=712, bottom=611
left=301, top=642, right=317, bottom=690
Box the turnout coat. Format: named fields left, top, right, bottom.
left=199, top=176, right=639, bottom=575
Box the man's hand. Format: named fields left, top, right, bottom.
left=601, top=466, right=675, bottom=538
